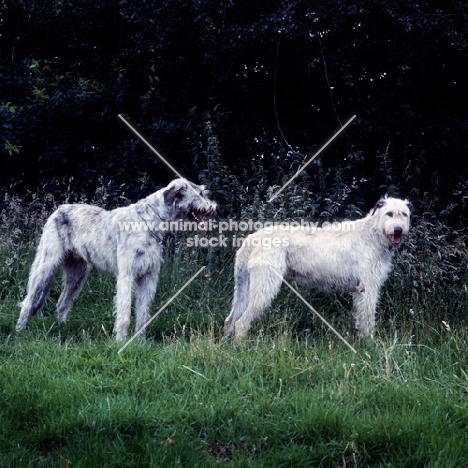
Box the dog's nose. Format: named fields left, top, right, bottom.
left=394, top=226, right=403, bottom=236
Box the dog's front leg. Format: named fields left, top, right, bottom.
left=113, top=273, right=133, bottom=341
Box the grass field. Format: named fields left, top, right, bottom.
left=1, top=324, right=467, bottom=467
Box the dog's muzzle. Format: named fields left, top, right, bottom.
left=389, top=226, right=404, bottom=245
left=191, top=204, right=218, bottom=234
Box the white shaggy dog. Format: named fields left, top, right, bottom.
left=224, top=196, right=412, bottom=340
left=16, top=178, right=217, bottom=340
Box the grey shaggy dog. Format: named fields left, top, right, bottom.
left=224, top=196, right=412, bottom=340
left=16, top=178, right=217, bottom=340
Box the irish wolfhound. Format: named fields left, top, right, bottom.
left=224, top=196, right=412, bottom=340
left=16, top=178, right=217, bottom=340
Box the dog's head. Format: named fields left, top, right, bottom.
left=163, top=178, right=218, bottom=226
left=370, top=196, right=412, bottom=247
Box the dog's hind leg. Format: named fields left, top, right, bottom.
left=56, top=254, right=90, bottom=323
left=16, top=235, right=64, bottom=331
left=233, top=263, right=284, bottom=340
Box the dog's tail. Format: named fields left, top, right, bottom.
left=223, top=245, right=251, bottom=338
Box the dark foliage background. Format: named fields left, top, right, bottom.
left=0, top=0, right=467, bottom=223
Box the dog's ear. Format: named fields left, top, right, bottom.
left=163, top=181, right=187, bottom=205
left=406, top=200, right=414, bottom=215
left=371, top=199, right=386, bottom=216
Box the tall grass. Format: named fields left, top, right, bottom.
left=0, top=187, right=467, bottom=467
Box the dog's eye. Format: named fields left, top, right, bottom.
left=402, top=212, right=408, bottom=217
left=386, top=212, right=394, bottom=217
